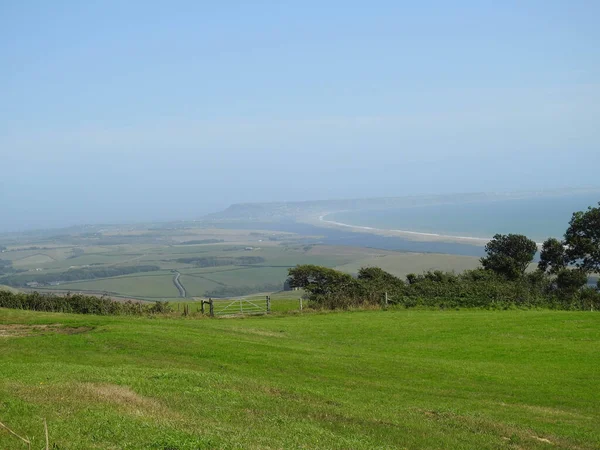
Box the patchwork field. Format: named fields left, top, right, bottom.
left=0, top=308, right=598, bottom=449
left=1, top=226, right=482, bottom=300
left=48, top=273, right=181, bottom=300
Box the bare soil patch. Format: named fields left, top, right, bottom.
left=0, top=324, right=93, bottom=337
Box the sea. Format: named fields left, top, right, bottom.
left=328, top=192, right=600, bottom=243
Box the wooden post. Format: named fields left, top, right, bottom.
left=209, top=298, right=214, bottom=317
left=201, top=301, right=205, bottom=314
left=299, top=297, right=303, bottom=311
left=385, top=292, right=388, bottom=307
left=266, top=295, right=271, bottom=313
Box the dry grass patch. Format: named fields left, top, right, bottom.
left=11, top=382, right=183, bottom=424
left=227, top=327, right=286, bottom=338
left=79, top=383, right=168, bottom=417
left=0, top=324, right=92, bottom=338
left=416, top=408, right=579, bottom=449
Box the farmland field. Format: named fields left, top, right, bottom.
left=0, top=225, right=482, bottom=300
left=333, top=252, right=482, bottom=279
left=0, top=308, right=598, bottom=449
left=45, top=273, right=181, bottom=299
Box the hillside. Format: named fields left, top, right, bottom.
left=204, top=188, right=598, bottom=222
left=1, top=308, right=598, bottom=449
left=0, top=285, right=19, bottom=294
left=206, top=193, right=493, bottom=221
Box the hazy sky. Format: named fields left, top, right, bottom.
left=1, top=1, right=599, bottom=231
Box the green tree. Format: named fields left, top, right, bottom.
left=480, top=234, right=537, bottom=280
left=564, top=202, right=600, bottom=273
left=287, top=265, right=357, bottom=298
left=357, top=267, right=404, bottom=289
left=357, top=267, right=405, bottom=303
left=538, top=237, right=567, bottom=274
left=555, top=268, right=588, bottom=296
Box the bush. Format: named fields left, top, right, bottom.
left=287, top=264, right=594, bottom=311
left=0, top=290, right=173, bottom=316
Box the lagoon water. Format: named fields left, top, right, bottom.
left=328, top=193, right=600, bottom=242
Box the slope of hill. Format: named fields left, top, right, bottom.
left=1, top=308, right=599, bottom=449
left=0, top=284, right=20, bottom=294
left=205, top=193, right=490, bottom=221
left=205, top=188, right=599, bottom=222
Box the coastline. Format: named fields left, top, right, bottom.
left=317, top=214, right=544, bottom=247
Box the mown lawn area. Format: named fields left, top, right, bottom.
left=0, top=308, right=599, bottom=449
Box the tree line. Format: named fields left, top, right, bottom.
left=1, top=265, right=160, bottom=287
left=178, top=239, right=225, bottom=245
left=175, top=256, right=265, bottom=267
left=0, top=290, right=172, bottom=315
left=288, top=202, right=600, bottom=310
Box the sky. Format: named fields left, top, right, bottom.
left=1, top=1, right=599, bottom=231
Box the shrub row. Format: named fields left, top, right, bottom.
left=0, top=290, right=172, bottom=315
left=288, top=265, right=600, bottom=311
left=175, top=256, right=265, bottom=267
left=1, top=265, right=161, bottom=287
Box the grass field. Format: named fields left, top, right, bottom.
left=44, top=272, right=181, bottom=299
left=1, top=308, right=599, bottom=449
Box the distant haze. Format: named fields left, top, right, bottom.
left=1, top=2, right=599, bottom=231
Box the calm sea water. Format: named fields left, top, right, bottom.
left=329, top=193, right=600, bottom=242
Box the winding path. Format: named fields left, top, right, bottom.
left=173, top=271, right=187, bottom=298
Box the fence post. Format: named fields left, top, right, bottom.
left=299, top=297, right=303, bottom=311
left=209, top=298, right=214, bottom=317
left=266, top=295, right=271, bottom=313
left=385, top=292, right=388, bottom=307
left=201, top=301, right=205, bottom=314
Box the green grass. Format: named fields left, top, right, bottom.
left=43, top=272, right=180, bottom=299
left=203, top=266, right=289, bottom=287
left=1, top=308, right=599, bottom=449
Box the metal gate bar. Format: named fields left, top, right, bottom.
left=206, top=296, right=271, bottom=317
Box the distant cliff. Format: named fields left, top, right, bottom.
left=206, top=192, right=496, bottom=221
left=205, top=188, right=600, bottom=222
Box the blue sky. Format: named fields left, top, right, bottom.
left=1, top=1, right=599, bottom=230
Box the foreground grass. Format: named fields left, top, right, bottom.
left=0, top=309, right=599, bottom=449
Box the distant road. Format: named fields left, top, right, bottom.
left=173, top=271, right=186, bottom=298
